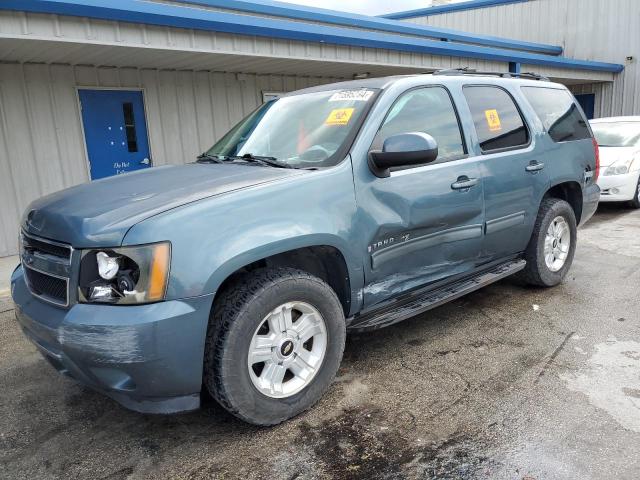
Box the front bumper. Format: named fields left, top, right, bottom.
left=597, top=171, right=640, bottom=202
left=11, top=266, right=213, bottom=414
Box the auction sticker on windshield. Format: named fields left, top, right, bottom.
left=329, top=90, right=374, bottom=102
left=325, top=108, right=355, bottom=126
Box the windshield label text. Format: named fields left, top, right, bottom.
left=329, top=90, right=374, bottom=102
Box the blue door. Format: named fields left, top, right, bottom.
left=78, top=89, right=151, bottom=180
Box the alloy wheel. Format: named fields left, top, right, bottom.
left=247, top=301, right=327, bottom=398
left=544, top=216, right=571, bottom=272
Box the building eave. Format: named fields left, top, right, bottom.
left=0, top=0, right=624, bottom=73
left=176, top=0, right=562, bottom=55
left=381, top=0, right=530, bottom=20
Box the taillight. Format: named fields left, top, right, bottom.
left=592, top=137, right=600, bottom=182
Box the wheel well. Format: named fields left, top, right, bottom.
left=215, top=246, right=351, bottom=315
left=545, top=182, right=583, bottom=222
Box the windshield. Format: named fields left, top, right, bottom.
left=591, top=122, right=640, bottom=147
left=203, top=89, right=377, bottom=168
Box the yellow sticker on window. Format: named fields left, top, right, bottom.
left=325, top=108, right=355, bottom=126
left=485, top=109, right=502, bottom=131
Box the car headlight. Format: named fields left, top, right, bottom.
left=78, top=242, right=171, bottom=304
left=603, top=158, right=635, bottom=176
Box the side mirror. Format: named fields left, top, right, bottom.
left=368, top=132, right=438, bottom=178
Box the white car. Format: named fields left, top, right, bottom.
left=590, top=116, right=640, bottom=208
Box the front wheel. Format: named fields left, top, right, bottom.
left=204, top=267, right=346, bottom=425
left=518, top=198, right=577, bottom=287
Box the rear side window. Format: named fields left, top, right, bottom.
left=522, top=87, right=591, bottom=142
left=463, top=86, right=529, bottom=152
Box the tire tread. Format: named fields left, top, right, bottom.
left=518, top=197, right=576, bottom=287
left=203, top=267, right=343, bottom=425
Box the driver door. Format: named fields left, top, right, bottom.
left=354, top=86, right=485, bottom=307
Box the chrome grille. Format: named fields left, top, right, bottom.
left=20, top=231, right=72, bottom=307
left=23, top=266, right=69, bottom=304
left=21, top=231, right=72, bottom=260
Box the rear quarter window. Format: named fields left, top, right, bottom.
left=463, top=86, right=529, bottom=152
left=521, top=87, right=591, bottom=142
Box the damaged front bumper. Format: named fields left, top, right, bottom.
left=11, top=266, right=213, bottom=414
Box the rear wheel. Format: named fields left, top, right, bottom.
left=518, top=198, right=577, bottom=287
left=204, top=267, right=346, bottom=425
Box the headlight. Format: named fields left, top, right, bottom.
left=603, top=158, right=635, bottom=176
left=78, top=242, right=171, bottom=304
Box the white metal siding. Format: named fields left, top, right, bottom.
left=407, top=0, right=638, bottom=117
left=0, top=63, right=341, bottom=256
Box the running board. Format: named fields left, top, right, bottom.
left=348, top=259, right=526, bottom=332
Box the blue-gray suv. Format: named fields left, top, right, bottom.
left=11, top=71, right=600, bottom=425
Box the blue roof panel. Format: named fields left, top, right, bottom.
left=381, top=0, right=530, bottom=20
left=178, top=0, right=562, bottom=55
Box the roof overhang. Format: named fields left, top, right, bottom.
left=0, top=0, right=624, bottom=75
left=381, top=0, right=531, bottom=20
left=178, top=0, right=562, bottom=55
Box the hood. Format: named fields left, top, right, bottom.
left=598, top=146, right=640, bottom=168
left=22, top=163, right=303, bottom=247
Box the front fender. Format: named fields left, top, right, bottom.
left=122, top=161, right=363, bottom=311
left=201, top=232, right=360, bottom=304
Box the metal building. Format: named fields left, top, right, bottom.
left=384, top=0, right=639, bottom=119
left=0, top=0, right=626, bottom=256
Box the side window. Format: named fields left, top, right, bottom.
left=521, top=87, right=591, bottom=142
left=463, top=86, right=529, bottom=152
left=371, top=87, right=465, bottom=161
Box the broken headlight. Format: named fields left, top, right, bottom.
left=78, top=242, right=171, bottom=304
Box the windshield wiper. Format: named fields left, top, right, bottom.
left=196, top=153, right=225, bottom=164
left=224, top=153, right=295, bottom=169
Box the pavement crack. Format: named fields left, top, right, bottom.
left=534, top=331, right=575, bottom=383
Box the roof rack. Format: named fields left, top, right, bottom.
left=432, top=67, right=549, bottom=81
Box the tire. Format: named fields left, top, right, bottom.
left=630, top=174, right=640, bottom=209
left=518, top=198, right=577, bottom=287
left=203, top=267, right=346, bottom=426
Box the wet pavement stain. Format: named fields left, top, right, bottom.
left=297, top=406, right=497, bottom=479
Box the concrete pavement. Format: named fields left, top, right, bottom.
left=0, top=254, right=18, bottom=298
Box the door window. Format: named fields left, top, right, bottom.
left=522, top=87, right=591, bottom=142
left=463, top=86, right=529, bottom=152
left=122, top=102, right=138, bottom=152
left=371, top=87, right=465, bottom=161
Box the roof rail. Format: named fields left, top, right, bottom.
left=432, top=67, right=550, bottom=81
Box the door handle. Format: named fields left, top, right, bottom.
left=525, top=161, right=545, bottom=173
left=451, top=176, right=479, bottom=190
left=140, top=158, right=150, bottom=166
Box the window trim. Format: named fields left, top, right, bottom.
left=369, top=84, right=469, bottom=168
left=520, top=85, right=593, bottom=144
left=462, top=84, right=532, bottom=155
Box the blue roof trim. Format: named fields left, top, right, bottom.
left=382, top=0, right=529, bottom=20
left=1, top=0, right=623, bottom=73
left=175, top=0, right=562, bottom=55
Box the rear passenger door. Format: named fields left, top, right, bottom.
left=462, top=85, right=549, bottom=260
